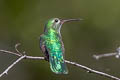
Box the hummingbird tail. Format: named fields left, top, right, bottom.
left=49, top=54, right=68, bottom=74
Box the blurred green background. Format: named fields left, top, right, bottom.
left=0, top=0, right=120, bottom=80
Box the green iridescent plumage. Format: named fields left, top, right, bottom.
left=40, top=18, right=80, bottom=74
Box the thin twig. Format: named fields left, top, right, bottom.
left=15, top=43, right=23, bottom=56
left=0, top=45, right=120, bottom=80
left=25, top=56, right=44, bottom=60
left=65, top=60, right=120, bottom=80
left=93, top=47, right=120, bottom=59
left=0, top=55, right=26, bottom=77
left=0, top=50, right=21, bottom=56
left=93, top=53, right=117, bottom=60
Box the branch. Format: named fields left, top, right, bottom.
left=93, top=47, right=120, bottom=59
left=0, top=55, right=26, bottom=77
left=93, top=53, right=117, bottom=59
left=0, top=44, right=120, bottom=80
left=65, top=60, right=120, bottom=80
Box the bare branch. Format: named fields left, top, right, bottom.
left=15, top=43, right=23, bottom=56
left=0, top=50, right=21, bottom=56
left=93, top=53, right=117, bottom=60
left=65, top=60, right=120, bottom=80
left=0, top=55, right=26, bottom=77
left=25, top=56, right=44, bottom=60
left=93, top=47, right=120, bottom=59
left=0, top=44, right=120, bottom=80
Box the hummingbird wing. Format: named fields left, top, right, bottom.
left=40, top=34, right=49, bottom=61
left=46, top=39, right=68, bottom=74
left=40, top=34, right=68, bottom=74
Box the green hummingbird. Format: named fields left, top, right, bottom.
left=40, top=18, right=81, bottom=74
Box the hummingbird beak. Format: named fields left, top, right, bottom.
left=60, top=18, right=83, bottom=25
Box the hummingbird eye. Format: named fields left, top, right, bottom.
left=54, top=19, right=59, bottom=23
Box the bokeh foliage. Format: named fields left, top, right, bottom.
left=0, top=0, right=120, bottom=80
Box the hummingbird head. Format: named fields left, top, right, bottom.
left=44, top=18, right=61, bottom=33
left=44, top=18, right=82, bottom=34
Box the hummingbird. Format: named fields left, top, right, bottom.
left=40, top=18, right=81, bottom=74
